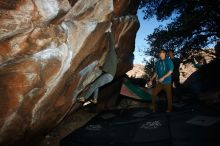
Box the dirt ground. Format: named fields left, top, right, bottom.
left=38, top=107, right=97, bottom=146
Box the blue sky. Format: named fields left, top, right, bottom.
left=134, top=8, right=216, bottom=65
left=134, top=8, right=172, bottom=64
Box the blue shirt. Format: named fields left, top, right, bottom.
left=155, top=58, right=174, bottom=84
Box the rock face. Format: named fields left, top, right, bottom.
left=181, top=48, right=220, bottom=103
left=180, top=49, right=215, bottom=83
left=183, top=58, right=220, bottom=103
left=0, top=0, right=140, bottom=145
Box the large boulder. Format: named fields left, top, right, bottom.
left=182, top=47, right=220, bottom=103
left=0, top=0, right=140, bottom=145
left=183, top=58, right=220, bottom=103
left=180, top=49, right=215, bottom=83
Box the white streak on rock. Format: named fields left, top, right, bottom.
left=31, top=42, right=73, bottom=125
left=35, top=0, right=59, bottom=22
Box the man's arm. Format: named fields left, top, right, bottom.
left=146, top=72, right=157, bottom=87
left=159, top=70, right=173, bottom=82
left=159, top=59, right=174, bottom=82
left=146, top=62, right=158, bottom=87
left=150, top=72, right=157, bottom=82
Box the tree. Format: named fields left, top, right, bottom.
left=139, top=0, right=220, bottom=58
left=143, top=57, right=155, bottom=81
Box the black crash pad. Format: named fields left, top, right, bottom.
left=60, top=105, right=220, bottom=146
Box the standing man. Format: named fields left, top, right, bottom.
left=168, top=50, right=181, bottom=90
left=148, top=49, right=174, bottom=112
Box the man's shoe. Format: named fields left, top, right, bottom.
left=77, top=97, right=85, bottom=102
left=166, top=109, right=172, bottom=113
left=90, top=98, right=97, bottom=104
left=150, top=104, right=156, bottom=112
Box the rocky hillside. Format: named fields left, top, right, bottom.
left=126, top=64, right=146, bottom=78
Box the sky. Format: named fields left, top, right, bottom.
left=134, top=8, right=172, bottom=64
left=134, top=8, right=217, bottom=65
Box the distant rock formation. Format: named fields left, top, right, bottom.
left=126, top=64, right=146, bottom=78
left=0, top=0, right=140, bottom=145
